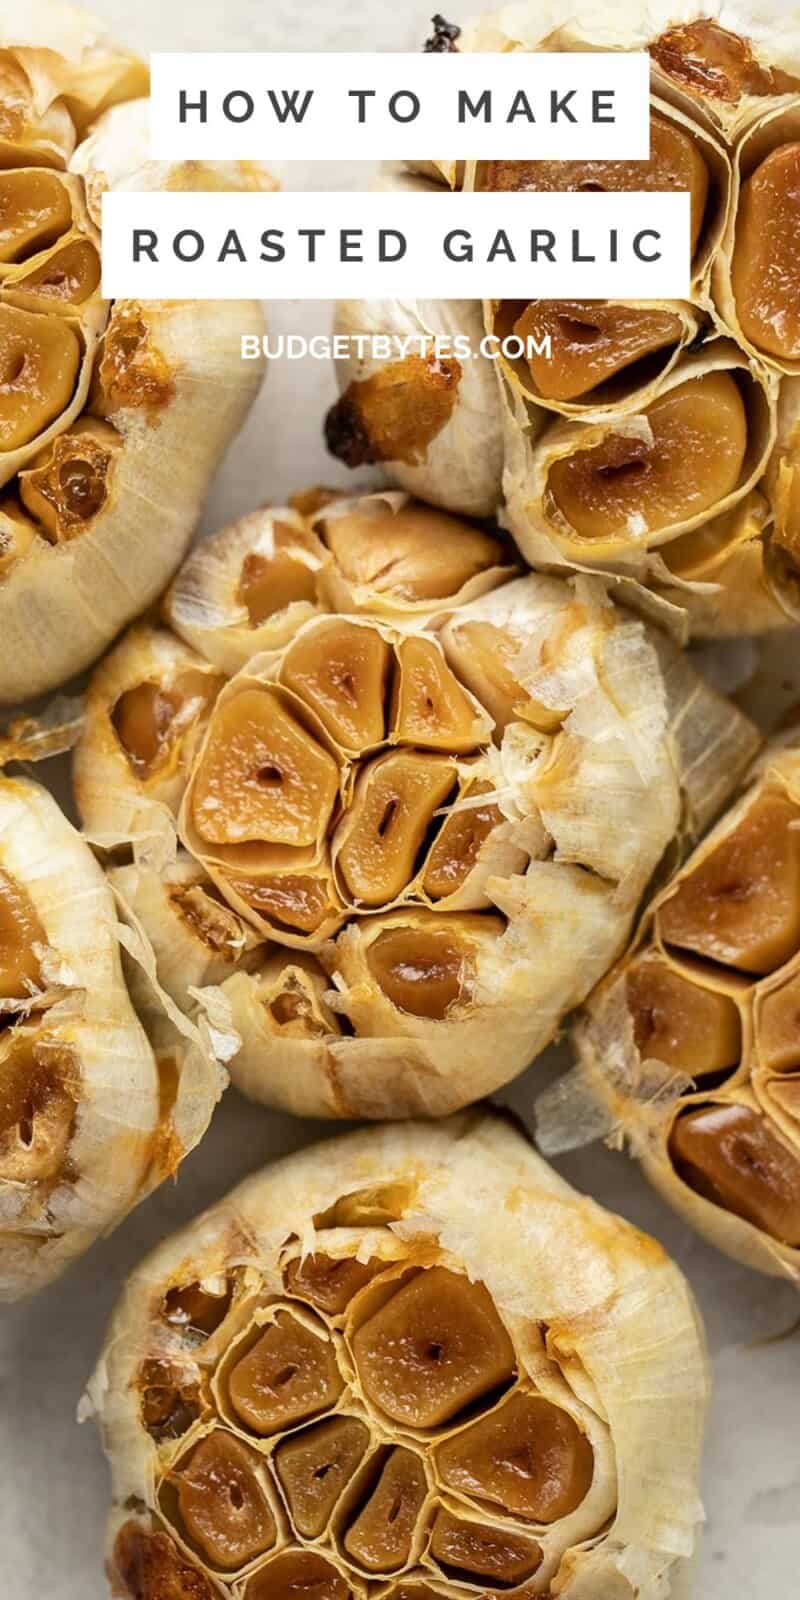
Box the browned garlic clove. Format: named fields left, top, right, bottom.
left=275, top=1416, right=370, bottom=1537
left=352, top=1266, right=516, bottom=1428
left=335, top=752, right=458, bottom=907
left=669, top=1101, right=800, bottom=1244
left=243, top=1548, right=352, bottom=1599
left=0, top=865, right=44, bottom=997
left=429, top=1508, right=543, bottom=1584
left=343, top=1447, right=428, bottom=1572
left=281, top=619, right=391, bottom=752
left=625, top=954, right=742, bottom=1075
left=435, top=1392, right=594, bottom=1523
left=174, top=1431, right=277, bottom=1570
left=731, top=144, right=800, bottom=362
left=547, top=373, right=748, bottom=541
left=226, top=1311, right=344, bottom=1435
left=511, top=300, right=686, bottom=403
left=284, top=1253, right=381, bottom=1316
left=0, top=302, right=80, bottom=450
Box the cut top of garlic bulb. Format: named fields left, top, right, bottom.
left=549, top=731, right=800, bottom=1281
left=0, top=2, right=267, bottom=703
left=76, top=489, right=761, bottom=1120
left=88, top=1113, right=709, bottom=1600
left=0, top=753, right=228, bottom=1300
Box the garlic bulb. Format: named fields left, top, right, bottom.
left=0, top=749, right=228, bottom=1301
left=0, top=2, right=268, bottom=703
left=87, top=1113, right=708, bottom=1600
left=329, top=5, right=800, bottom=639
left=546, top=730, right=800, bottom=1281
left=75, top=489, right=760, bottom=1120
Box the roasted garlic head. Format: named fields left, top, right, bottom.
left=74, top=490, right=760, bottom=1120
left=87, top=1114, right=708, bottom=1600
left=0, top=745, right=229, bottom=1301
left=329, top=5, right=800, bottom=640
left=550, top=731, right=800, bottom=1281
left=0, top=2, right=267, bottom=703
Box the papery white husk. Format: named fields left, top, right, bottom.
left=87, top=1113, right=708, bottom=1600
left=550, top=735, right=800, bottom=1281
left=0, top=5, right=268, bottom=702
left=0, top=772, right=225, bottom=1299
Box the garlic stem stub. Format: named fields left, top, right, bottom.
left=0, top=3, right=270, bottom=703
left=329, top=8, right=800, bottom=638
left=76, top=488, right=761, bottom=1120
left=88, top=1114, right=709, bottom=1600
left=560, top=732, right=800, bottom=1280
left=0, top=754, right=226, bottom=1301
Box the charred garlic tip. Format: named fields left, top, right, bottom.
left=0, top=767, right=222, bottom=1301
left=77, top=489, right=760, bottom=1121
left=568, top=736, right=800, bottom=1280
left=332, top=11, right=800, bottom=637
left=93, top=1115, right=708, bottom=1600
left=0, top=2, right=268, bottom=703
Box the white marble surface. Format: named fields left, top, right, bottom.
left=1, top=4, right=798, bottom=1598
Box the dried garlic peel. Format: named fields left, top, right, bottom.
left=87, top=1113, right=708, bottom=1600
left=555, top=730, right=800, bottom=1281
left=329, top=5, right=800, bottom=640
left=75, top=490, right=761, bottom=1120
left=0, top=760, right=228, bottom=1301
left=0, top=3, right=268, bottom=703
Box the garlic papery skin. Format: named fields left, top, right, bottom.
left=327, top=6, right=800, bottom=639
left=0, top=767, right=226, bottom=1300
left=86, top=1114, right=708, bottom=1600
left=77, top=490, right=761, bottom=1121
left=0, top=4, right=269, bottom=703
left=548, top=732, right=800, bottom=1281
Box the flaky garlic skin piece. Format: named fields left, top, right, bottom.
left=76, top=489, right=760, bottom=1119
left=551, top=732, right=800, bottom=1281
left=0, top=763, right=226, bottom=1301
left=87, top=1113, right=709, bottom=1600
left=0, top=3, right=267, bottom=703
left=328, top=5, right=800, bottom=639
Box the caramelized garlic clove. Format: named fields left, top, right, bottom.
left=3, top=236, right=101, bottom=309
left=0, top=169, right=72, bottom=263
left=0, top=1035, right=76, bottom=1183
left=335, top=752, right=457, bottom=907
left=435, top=1392, right=594, bottom=1523
left=191, top=688, right=339, bottom=849
left=284, top=1253, right=381, bottom=1316
left=547, top=373, right=748, bottom=541
left=343, top=1447, right=427, bottom=1573
left=625, top=954, right=742, bottom=1075
left=243, top=1549, right=352, bottom=1599
left=0, top=302, right=81, bottom=451
left=174, top=1431, right=277, bottom=1570
left=657, top=792, right=800, bottom=974
left=237, top=531, right=320, bottom=625
left=227, top=1311, right=344, bottom=1435
left=0, top=866, right=44, bottom=998
left=112, top=670, right=220, bottom=781
left=422, top=786, right=504, bottom=900
left=391, top=636, right=488, bottom=752
left=429, top=1508, right=543, bottom=1584
left=731, top=144, right=800, bottom=362
left=512, top=300, right=684, bottom=402
left=352, top=1266, right=516, bottom=1428
left=112, top=1522, right=219, bottom=1600
left=162, top=1278, right=235, bottom=1341
left=281, top=619, right=391, bottom=752
left=366, top=918, right=493, bottom=1019
left=650, top=17, right=799, bottom=106
left=758, top=970, right=800, bottom=1071
left=442, top=619, right=562, bottom=735
left=0, top=494, right=39, bottom=575
left=225, top=867, right=340, bottom=938
left=139, top=1359, right=202, bottom=1443
left=19, top=419, right=120, bottom=541
left=485, top=112, right=709, bottom=253
left=669, top=1102, right=800, bottom=1244
left=275, top=1415, right=370, bottom=1537
left=321, top=502, right=508, bottom=601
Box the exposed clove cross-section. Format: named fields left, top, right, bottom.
left=192, top=689, right=339, bottom=848
left=0, top=1035, right=76, bottom=1182
left=275, top=1415, right=370, bottom=1538
left=336, top=752, right=457, bottom=907
left=423, top=785, right=504, bottom=900
left=657, top=792, right=800, bottom=974
left=243, top=1549, right=352, bottom=1599
left=0, top=302, right=80, bottom=451
left=0, top=867, right=44, bottom=998
left=429, top=1508, right=543, bottom=1584
left=512, top=301, right=684, bottom=402
left=352, top=1266, right=516, bottom=1428
left=0, top=169, right=72, bottom=262
left=237, top=526, right=320, bottom=625
left=547, top=374, right=748, bottom=541
left=284, top=1253, right=380, bottom=1316
left=391, top=636, right=486, bottom=752
left=732, top=144, right=800, bottom=361
left=669, top=1102, right=800, bottom=1244
left=626, top=955, right=742, bottom=1075
left=366, top=919, right=492, bottom=1020
left=758, top=970, right=800, bottom=1071
left=112, top=671, right=220, bottom=781
left=281, top=620, right=391, bottom=751
left=226, top=1310, right=344, bottom=1435
left=343, top=1447, right=427, bottom=1573
left=322, top=502, right=507, bottom=601
left=435, top=1392, right=594, bottom=1522
left=175, top=1431, right=277, bottom=1570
